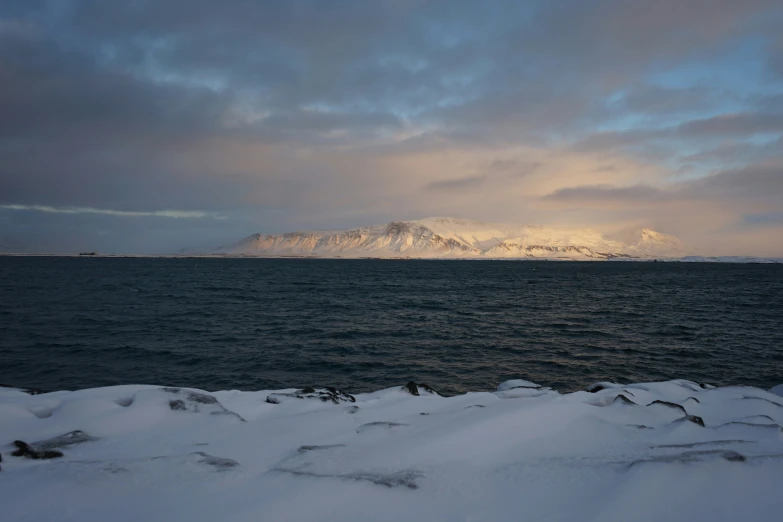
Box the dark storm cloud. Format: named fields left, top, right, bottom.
left=544, top=161, right=783, bottom=205
left=687, top=162, right=783, bottom=200
left=1, top=0, right=782, bottom=254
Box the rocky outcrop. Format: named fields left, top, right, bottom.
left=266, top=387, right=356, bottom=405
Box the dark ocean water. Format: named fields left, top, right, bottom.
left=1, top=257, right=782, bottom=395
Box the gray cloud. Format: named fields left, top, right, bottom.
left=425, top=175, right=486, bottom=191
left=490, top=160, right=542, bottom=178
left=687, top=162, right=783, bottom=201
left=544, top=162, right=783, bottom=205
left=544, top=184, right=670, bottom=202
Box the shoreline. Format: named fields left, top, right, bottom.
left=1, top=252, right=782, bottom=263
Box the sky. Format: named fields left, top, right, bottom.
left=1, top=0, right=782, bottom=255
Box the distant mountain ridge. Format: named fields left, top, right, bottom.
left=211, top=217, right=688, bottom=259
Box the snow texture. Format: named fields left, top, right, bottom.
left=2, top=379, right=783, bottom=521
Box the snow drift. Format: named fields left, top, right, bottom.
left=2, top=379, right=783, bottom=521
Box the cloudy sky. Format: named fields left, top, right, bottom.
left=1, top=0, right=782, bottom=255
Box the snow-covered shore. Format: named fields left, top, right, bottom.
left=2, top=380, right=782, bottom=521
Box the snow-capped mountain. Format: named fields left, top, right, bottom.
left=212, top=217, right=686, bottom=259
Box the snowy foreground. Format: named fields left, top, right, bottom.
left=2, top=380, right=783, bottom=522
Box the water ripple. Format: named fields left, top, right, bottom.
left=1, top=257, right=782, bottom=395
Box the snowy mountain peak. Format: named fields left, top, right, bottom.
left=212, top=217, right=690, bottom=260
left=638, top=228, right=679, bottom=245
left=634, top=228, right=683, bottom=257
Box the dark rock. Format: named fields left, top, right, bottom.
left=159, top=388, right=245, bottom=421
left=686, top=415, right=706, bottom=427
left=297, top=444, right=346, bottom=454
left=276, top=467, right=423, bottom=489
left=613, top=394, right=637, bottom=405
left=670, top=415, right=705, bottom=427
left=357, top=421, right=409, bottom=433
left=192, top=452, right=239, bottom=471
left=717, top=421, right=783, bottom=431
left=682, top=397, right=701, bottom=404
left=266, top=387, right=355, bottom=405
left=630, top=449, right=745, bottom=466
left=652, top=439, right=751, bottom=449
left=345, top=405, right=359, bottom=414
left=586, top=382, right=622, bottom=393
left=161, top=388, right=219, bottom=405
left=0, top=383, right=47, bottom=395
left=11, top=440, right=63, bottom=459
left=33, top=430, right=98, bottom=450
left=419, top=383, right=439, bottom=395
left=647, top=400, right=688, bottom=415
left=401, top=381, right=440, bottom=396
left=186, top=393, right=218, bottom=405
left=345, top=470, right=423, bottom=489
left=627, top=424, right=654, bottom=430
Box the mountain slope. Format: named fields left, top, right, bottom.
left=213, top=217, right=687, bottom=259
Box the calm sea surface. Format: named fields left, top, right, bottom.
left=1, top=257, right=781, bottom=395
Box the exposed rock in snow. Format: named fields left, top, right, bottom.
left=31, top=430, right=98, bottom=450
left=266, top=386, right=356, bottom=404
left=11, top=440, right=63, bottom=460
left=151, top=387, right=246, bottom=421
left=210, top=217, right=690, bottom=259
left=401, top=381, right=440, bottom=396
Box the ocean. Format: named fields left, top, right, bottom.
left=1, top=256, right=781, bottom=395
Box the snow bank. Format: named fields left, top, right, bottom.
left=2, top=380, right=783, bottom=521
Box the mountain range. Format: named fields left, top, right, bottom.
left=211, top=217, right=688, bottom=260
